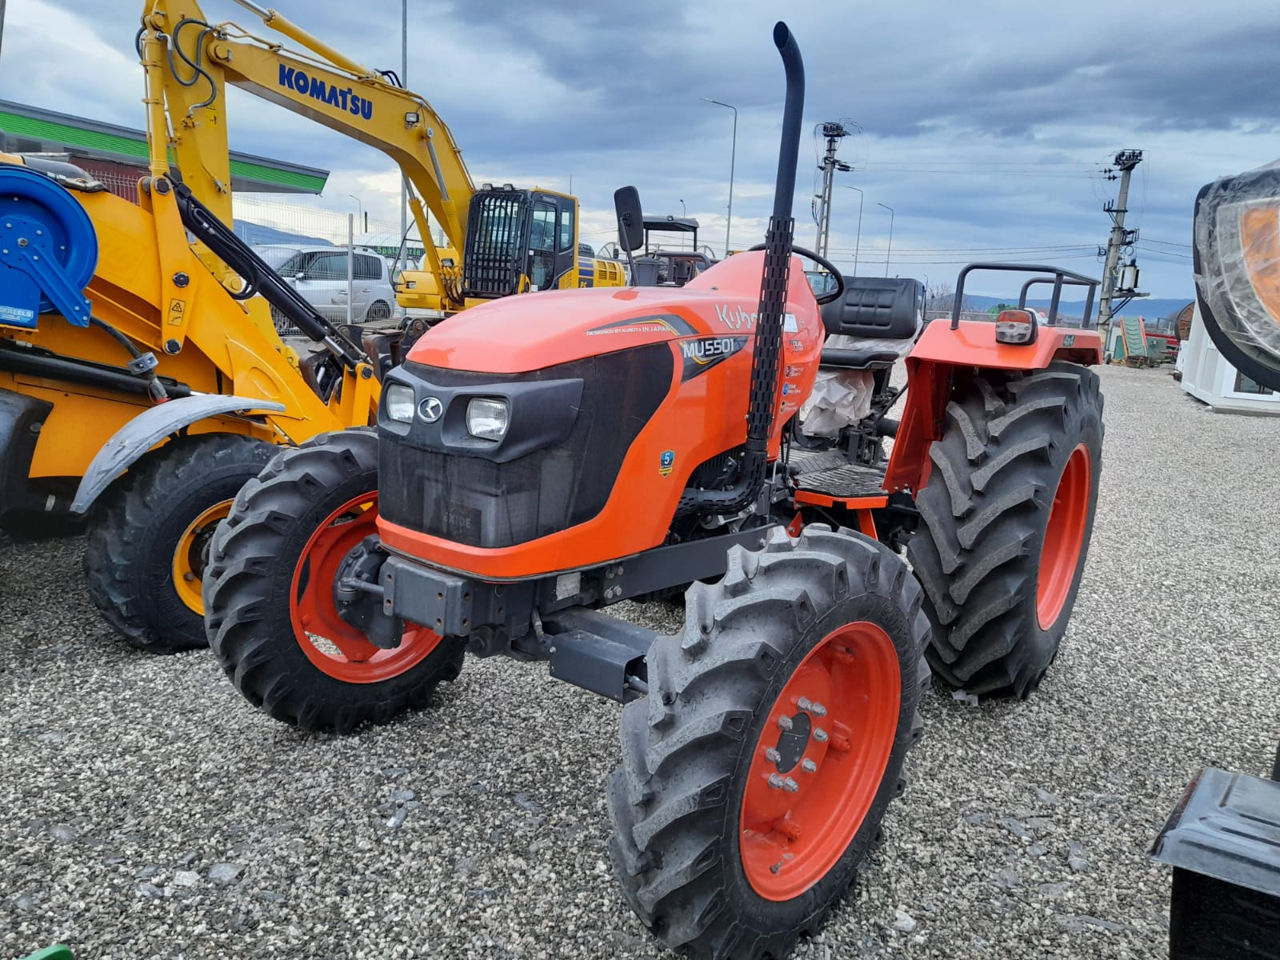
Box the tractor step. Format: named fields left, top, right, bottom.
left=794, top=458, right=887, bottom=499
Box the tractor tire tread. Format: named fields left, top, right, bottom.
left=203, top=428, right=465, bottom=734
left=610, top=525, right=929, bottom=960
left=83, top=433, right=274, bottom=654
left=906, top=361, right=1103, bottom=698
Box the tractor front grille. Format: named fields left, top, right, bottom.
left=378, top=344, right=674, bottom=548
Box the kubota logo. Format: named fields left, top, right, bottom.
left=418, top=397, right=444, bottom=422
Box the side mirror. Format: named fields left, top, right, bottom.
left=614, top=186, right=645, bottom=253
left=1193, top=163, right=1280, bottom=391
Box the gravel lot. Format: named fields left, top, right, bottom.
left=3, top=363, right=1279, bottom=960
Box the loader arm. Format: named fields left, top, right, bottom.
left=139, top=0, right=475, bottom=303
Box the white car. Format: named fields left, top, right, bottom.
left=276, top=246, right=400, bottom=323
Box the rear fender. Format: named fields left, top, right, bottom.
left=0, top=388, right=53, bottom=517
left=882, top=321, right=1102, bottom=494
left=69, top=394, right=285, bottom=514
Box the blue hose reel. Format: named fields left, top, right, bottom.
left=0, top=165, right=98, bottom=329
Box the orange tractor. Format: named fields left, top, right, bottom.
left=204, top=24, right=1104, bottom=958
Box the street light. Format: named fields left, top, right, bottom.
left=841, top=185, right=864, bottom=277
left=702, top=98, right=737, bottom=257
left=679, top=198, right=686, bottom=217
left=877, top=202, right=895, bottom=277
left=347, top=193, right=365, bottom=232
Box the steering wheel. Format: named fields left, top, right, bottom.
left=747, top=243, right=846, bottom=305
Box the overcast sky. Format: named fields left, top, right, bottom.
left=4, top=0, right=1280, bottom=300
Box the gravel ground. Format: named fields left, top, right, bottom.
left=2, top=363, right=1279, bottom=960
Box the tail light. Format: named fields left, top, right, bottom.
left=994, top=308, right=1038, bottom=345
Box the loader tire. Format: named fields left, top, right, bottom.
left=906, top=362, right=1103, bottom=698
left=202, top=429, right=465, bottom=734
left=84, top=433, right=274, bottom=654
left=609, top=525, right=929, bottom=960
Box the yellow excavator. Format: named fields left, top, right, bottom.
left=0, top=0, right=620, bottom=654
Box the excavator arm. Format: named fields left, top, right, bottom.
left=139, top=0, right=474, bottom=302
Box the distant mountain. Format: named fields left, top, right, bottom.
left=961, top=294, right=1193, bottom=320
left=233, top=220, right=333, bottom=248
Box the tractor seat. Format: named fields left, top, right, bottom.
left=817, top=276, right=925, bottom=369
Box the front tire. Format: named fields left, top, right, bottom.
left=609, top=525, right=930, bottom=960
left=906, top=362, right=1104, bottom=698
left=202, top=429, right=464, bottom=734
left=84, top=433, right=275, bottom=654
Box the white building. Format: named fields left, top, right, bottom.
left=1178, top=304, right=1280, bottom=415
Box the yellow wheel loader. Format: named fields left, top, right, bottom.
left=0, top=0, right=620, bottom=653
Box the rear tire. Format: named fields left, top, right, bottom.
left=906, top=362, right=1103, bottom=698
left=365, top=300, right=392, bottom=322
left=609, top=525, right=929, bottom=960
left=84, top=433, right=274, bottom=654
left=202, top=429, right=465, bottom=734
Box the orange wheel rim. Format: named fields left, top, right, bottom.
left=288, top=493, right=442, bottom=683
left=1036, top=443, right=1092, bottom=630
left=739, top=621, right=901, bottom=901
left=172, top=499, right=234, bottom=615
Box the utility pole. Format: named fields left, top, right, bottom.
left=1096, top=149, right=1145, bottom=347
left=877, top=202, right=894, bottom=277
left=840, top=185, right=863, bottom=276
left=702, top=98, right=738, bottom=257
left=813, top=122, right=851, bottom=259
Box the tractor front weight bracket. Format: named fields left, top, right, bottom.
left=337, top=524, right=782, bottom=702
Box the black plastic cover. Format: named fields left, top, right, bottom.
left=821, top=276, right=924, bottom=340
left=1152, top=767, right=1280, bottom=897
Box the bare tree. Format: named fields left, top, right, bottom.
left=926, top=282, right=971, bottom=316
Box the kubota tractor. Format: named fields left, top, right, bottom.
left=203, top=24, right=1105, bottom=959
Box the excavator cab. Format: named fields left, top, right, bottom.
left=462, top=185, right=578, bottom=302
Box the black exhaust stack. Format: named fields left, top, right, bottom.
left=681, top=22, right=804, bottom=515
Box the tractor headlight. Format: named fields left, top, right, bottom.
left=384, top=383, right=415, bottom=423
left=466, top=397, right=509, bottom=442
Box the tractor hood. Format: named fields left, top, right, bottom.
left=405, top=252, right=815, bottom=374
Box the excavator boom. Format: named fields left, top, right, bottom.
left=140, top=0, right=474, bottom=297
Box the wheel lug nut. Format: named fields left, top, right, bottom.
left=810, top=701, right=827, bottom=717
left=768, top=773, right=799, bottom=793
left=813, top=728, right=828, bottom=743
left=801, top=758, right=817, bottom=773
left=797, top=696, right=812, bottom=710
left=764, top=747, right=782, bottom=764
left=777, top=715, right=793, bottom=732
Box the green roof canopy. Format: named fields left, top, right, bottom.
left=0, top=99, right=328, bottom=194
